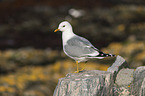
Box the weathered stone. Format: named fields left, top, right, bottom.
left=53, top=70, right=113, bottom=96
left=115, top=68, right=134, bottom=87
left=113, top=68, right=134, bottom=96
left=141, top=78, right=145, bottom=96
left=107, top=55, right=129, bottom=80
left=131, top=66, right=145, bottom=96
left=53, top=56, right=145, bottom=96
left=113, top=86, right=130, bottom=96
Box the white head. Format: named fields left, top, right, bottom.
left=54, top=21, right=72, bottom=32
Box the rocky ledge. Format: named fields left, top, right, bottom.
left=53, top=55, right=145, bottom=96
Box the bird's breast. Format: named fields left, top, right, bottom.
left=62, top=31, right=75, bottom=45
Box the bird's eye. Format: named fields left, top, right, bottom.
left=63, top=25, right=65, bottom=27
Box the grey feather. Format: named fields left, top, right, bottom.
left=64, top=36, right=99, bottom=57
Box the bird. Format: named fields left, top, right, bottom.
left=54, top=21, right=115, bottom=73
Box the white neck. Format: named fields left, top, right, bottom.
left=62, top=28, right=75, bottom=45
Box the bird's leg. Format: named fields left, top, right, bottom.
left=80, top=63, right=86, bottom=71
left=74, top=61, right=79, bottom=73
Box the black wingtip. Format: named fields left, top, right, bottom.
left=98, top=51, right=116, bottom=57
left=107, top=54, right=116, bottom=57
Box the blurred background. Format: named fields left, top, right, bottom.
left=0, top=0, right=145, bottom=96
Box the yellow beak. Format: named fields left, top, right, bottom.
left=54, top=29, right=60, bottom=32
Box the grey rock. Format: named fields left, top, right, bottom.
left=53, top=70, right=113, bottom=96
left=113, top=86, right=131, bottom=96
left=115, top=68, right=134, bottom=87
left=107, top=55, right=129, bottom=80
left=53, top=56, right=145, bottom=96
left=114, top=68, right=134, bottom=96
left=131, top=66, right=145, bottom=96
left=141, top=78, right=145, bottom=96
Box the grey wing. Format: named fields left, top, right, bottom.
left=64, top=36, right=99, bottom=57
left=77, top=36, right=97, bottom=48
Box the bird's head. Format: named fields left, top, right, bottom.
left=54, top=21, right=72, bottom=32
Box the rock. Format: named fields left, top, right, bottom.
left=141, top=78, right=145, bottom=96
left=107, top=55, right=129, bottom=80
left=115, top=68, right=134, bottom=87
left=53, top=70, right=113, bottom=96
left=131, top=66, right=145, bottom=96
left=113, top=68, right=134, bottom=96
left=53, top=56, right=145, bottom=96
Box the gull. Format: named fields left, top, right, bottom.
left=54, top=21, right=115, bottom=73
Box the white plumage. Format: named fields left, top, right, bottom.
left=54, top=21, right=115, bottom=73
